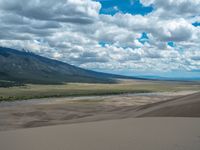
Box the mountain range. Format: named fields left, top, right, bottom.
left=0, top=47, right=140, bottom=84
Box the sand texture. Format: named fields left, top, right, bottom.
left=0, top=117, right=200, bottom=150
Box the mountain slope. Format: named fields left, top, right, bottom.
left=0, top=47, right=130, bottom=84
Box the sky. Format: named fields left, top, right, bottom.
left=0, top=0, right=200, bottom=79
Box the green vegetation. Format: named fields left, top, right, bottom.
left=0, top=80, right=199, bottom=102
left=0, top=80, right=24, bottom=88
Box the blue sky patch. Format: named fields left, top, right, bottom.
left=192, top=22, right=200, bottom=27
left=99, top=41, right=112, bottom=47
left=167, top=41, right=175, bottom=47
left=97, top=0, right=153, bottom=15
left=138, top=32, right=149, bottom=44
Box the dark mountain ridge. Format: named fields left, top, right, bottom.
left=0, top=47, right=140, bottom=84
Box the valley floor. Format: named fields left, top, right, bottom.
left=0, top=90, right=198, bottom=131
left=1, top=79, right=200, bottom=101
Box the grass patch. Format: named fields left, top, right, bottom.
left=0, top=80, right=199, bottom=102
left=0, top=80, right=24, bottom=88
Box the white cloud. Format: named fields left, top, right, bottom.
left=141, top=0, right=200, bottom=18
left=0, top=0, right=199, bottom=74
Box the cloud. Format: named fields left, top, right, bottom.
left=0, top=0, right=199, bottom=75
left=141, top=0, right=200, bottom=18
left=102, top=13, right=196, bottom=42
left=0, top=0, right=100, bottom=24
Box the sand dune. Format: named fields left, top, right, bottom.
left=136, top=92, right=200, bottom=117
left=0, top=117, right=200, bottom=150
left=0, top=92, right=200, bottom=150
left=0, top=91, right=199, bottom=131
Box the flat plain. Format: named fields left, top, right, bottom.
left=0, top=79, right=200, bottom=101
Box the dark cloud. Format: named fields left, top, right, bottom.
left=0, top=0, right=100, bottom=24
left=32, top=22, right=62, bottom=29
left=53, top=17, right=94, bottom=24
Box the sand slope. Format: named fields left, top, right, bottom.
left=136, top=92, right=200, bottom=117
left=0, top=92, right=200, bottom=150
left=0, top=118, right=200, bottom=150
left=0, top=91, right=199, bottom=131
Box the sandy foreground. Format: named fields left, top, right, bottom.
left=0, top=91, right=200, bottom=150
left=0, top=117, right=200, bottom=150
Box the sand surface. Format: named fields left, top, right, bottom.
left=136, top=91, right=200, bottom=117
left=0, top=117, right=200, bottom=150
left=0, top=91, right=200, bottom=150
left=0, top=91, right=199, bottom=131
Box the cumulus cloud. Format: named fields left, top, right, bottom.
left=0, top=0, right=199, bottom=75
left=141, top=0, right=200, bottom=18
left=0, top=0, right=100, bottom=24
